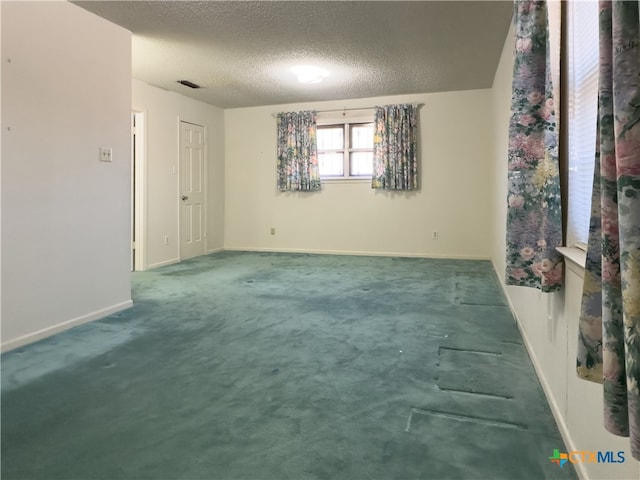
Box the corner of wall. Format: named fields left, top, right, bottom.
left=1, top=1, right=132, bottom=347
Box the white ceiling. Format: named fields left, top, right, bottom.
left=73, top=1, right=513, bottom=109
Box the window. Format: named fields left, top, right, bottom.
left=317, top=122, right=374, bottom=178
left=566, top=0, right=599, bottom=248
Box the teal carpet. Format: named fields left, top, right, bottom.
left=1, top=252, right=576, bottom=479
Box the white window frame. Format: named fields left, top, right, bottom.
left=317, top=111, right=374, bottom=181
left=317, top=122, right=374, bottom=180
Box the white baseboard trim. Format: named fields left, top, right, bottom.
left=144, top=251, right=224, bottom=271
left=1, top=299, right=133, bottom=353
left=223, top=246, right=491, bottom=261
left=146, top=257, right=180, bottom=270
left=491, top=260, right=588, bottom=480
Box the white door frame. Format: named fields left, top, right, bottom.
left=132, top=109, right=147, bottom=271
left=178, top=119, right=207, bottom=260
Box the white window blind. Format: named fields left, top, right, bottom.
left=566, top=0, right=599, bottom=247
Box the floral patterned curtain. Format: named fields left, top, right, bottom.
left=371, top=104, right=418, bottom=190
left=276, top=111, right=321, bottom=191
left=578, top=0, right=640, bottom=461
left=505, top=0, right=563, bottom=292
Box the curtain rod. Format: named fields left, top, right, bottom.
left=270, top=103, right=424, bottom=118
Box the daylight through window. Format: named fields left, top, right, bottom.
left=566, top=0, right=599, bottom=247
left=317, top=123, right=374, bottom=178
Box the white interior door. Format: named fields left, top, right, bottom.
left=180, top=121, right=206, bottom=260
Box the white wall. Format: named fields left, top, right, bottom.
left=1, top=1, right=132, bottom=350
left=491, top=21, right=639, bottom=480
left=225, top=91, right=494, bottom=259
left=132, top=79, right=225, bottom=269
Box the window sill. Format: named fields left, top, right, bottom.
left=321, top=177, right=371, bottom=185
left=556, top=246, right=586, bottom=276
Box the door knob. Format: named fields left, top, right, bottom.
left=181, top=195, right=189, bottom=201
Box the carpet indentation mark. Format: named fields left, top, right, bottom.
left=436, top=385, right=514, bottom=400
left=438, top=346, right=502, bottom=356
left=406, top=407, right=529, bottom=432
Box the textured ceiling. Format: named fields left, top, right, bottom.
left=73, top=1, right=513, bottom=109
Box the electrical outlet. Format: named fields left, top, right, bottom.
left=99, top=147, right=112, bottom=162
left=432, top=231, right=439, bottom=239
left=270, top=227, right=276, bottom=236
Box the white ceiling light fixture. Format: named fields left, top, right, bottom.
left=291, top=65, right=330, bottom=84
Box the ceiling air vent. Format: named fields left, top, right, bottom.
left=177, top=80, right=201, bottom=89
